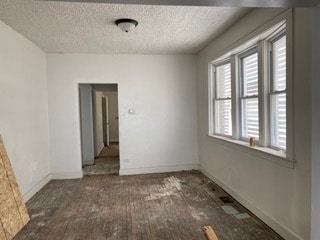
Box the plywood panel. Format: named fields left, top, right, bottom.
left=0, top=222, right=7, bottom=240
left=0, top=135, right=30, bottom=240
left=0, top=143, right=29, bottom=225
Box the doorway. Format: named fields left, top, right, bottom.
left=79, top=84, right=120, bottom=175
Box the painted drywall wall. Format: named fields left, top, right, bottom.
left=79, top=84, right=95, bottom=165
left=0, top=20, right=50, bottom=201
left=94, top=90, right=119, bottom=156
left=311, top=4, right=320, bottom=240
left=47, top=54, right=199, bottom=176
left=197, top=8, right=311, bottom=240
left=92, top=85, right=119, bottom=156
left=93, top=91, right=105, bottom=156
left=104, top=91, right=119, bottom=143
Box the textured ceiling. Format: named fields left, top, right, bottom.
left=40, top=0, right=320, bottom=8
left=0, top=0, right=250, bottom=54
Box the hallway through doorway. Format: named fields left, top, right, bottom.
left=83, top=142, right=119, bottom=175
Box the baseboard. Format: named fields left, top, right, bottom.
left=120, top=164, right=199, bottom=175
left=51, top=171, right=83, bottom=179
left=83, top=160, right=94, bottom=166
left=109, top=139, right=119, bottom=143
left=22, top=173, right=51, bottom=202
left=200, top=167, right=304, bottom=240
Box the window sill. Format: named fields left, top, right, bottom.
left=207, top=134, right=296, bottom=169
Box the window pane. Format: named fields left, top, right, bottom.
left=272, top=35, right=286, bottom=91
left=241, top=98, right=259, bottom=139
left=216, top=63, right=231, bottom=98
left=271, top=93, right=286, bottom=149
left=215, top=100, right=232, bottom=135
left=242, top=53, right=258, bottom=96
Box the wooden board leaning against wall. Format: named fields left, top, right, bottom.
left=0, top=135, right=30, bottom=240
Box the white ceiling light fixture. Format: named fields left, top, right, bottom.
left=115, top=18, right=138, bottom=33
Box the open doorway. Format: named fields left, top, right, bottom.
left=79, top=84, right=120, bottom=176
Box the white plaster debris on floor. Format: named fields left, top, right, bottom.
left=191, top=210, right=209, bottom=220
left=145, top=176, right=183, bottom=201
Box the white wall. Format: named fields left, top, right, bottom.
left=0, top=20, right=50, bottom=201
left=92, top=85, right=118, bottom=156
left=104, top=91, right=119, bottom=143
left=311, top=4, right=320, bottom=240
left=93, top=91, right=105, bottom=156
left=94, top=90, right=119, bottom=157
left=47, top=54, right=199, bottom=176
left=94, top=90, right=119, bottom=156
left=79, top=84, right=95, bottom=165
left=197, top=8, right=311, bottom=240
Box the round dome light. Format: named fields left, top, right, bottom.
left=115, top=18, right=138, bottom=33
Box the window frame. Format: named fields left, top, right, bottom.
left=210, top=59, right=233, bottom=137
left=268, top=31, right=287, bottom=151
left=207, top=12, right=295, bottom=167
left=238, top=47, right=260, bottom=142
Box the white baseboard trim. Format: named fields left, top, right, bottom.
left=120, top=164, right=199, bottom=176
left=51, top=171, right=83, bottom=179
left=200, top=167, right=304, bottom=240
left=22, top=173, right=51, bottom=202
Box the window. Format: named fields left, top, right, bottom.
left=270, top=34, right=286, bottom=149
left=240, top=50, right=259, bottom=140
left=209, top=22, right=289, bottom=158
left=213, top=62, right=232, bottom=136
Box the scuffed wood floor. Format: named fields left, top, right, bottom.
left=83, top=157, right=120, bottom=176
left=14, top=171, right=283, bottom=240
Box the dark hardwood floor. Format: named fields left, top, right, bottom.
left=14, top=171, right=282, bottom=240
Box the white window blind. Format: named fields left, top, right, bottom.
left=270, top=35, right=286, bottom=149
left=240, top=51, right=259, bottom=140
left=214, top=63, right=232, bottom=136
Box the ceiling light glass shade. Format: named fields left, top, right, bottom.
left=115, top=19, right=138, bottom=33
